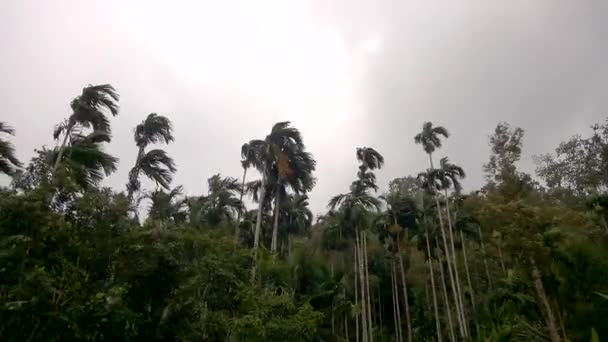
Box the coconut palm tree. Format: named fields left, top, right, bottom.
left=53, top=84, right=119, bottom=171
left=126, top=113, right=175, bottom=203
left=0, top=122, right=22, bottom=176
left=415, top=122, right=467, bottom=337
left=51, top=131, right=118, bottom=190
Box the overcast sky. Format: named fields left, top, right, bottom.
left=1, top=0, right=607, bottom=214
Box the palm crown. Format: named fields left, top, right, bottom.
left=53, top=84, right=119, bottom=171
left=414, top=122, right=449, bottom=155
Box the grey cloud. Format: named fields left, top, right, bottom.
left=1, top=0, right=607, bottom=214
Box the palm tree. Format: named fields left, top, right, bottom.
left=197, top=174, right=244, bottom=226
left=246, top=122, right=316, bottom=256
left=51, top=131, right=118, bottom=190
left=280, top=193, right=313, bottom=253
left=377, top=193, right=414, bottom=342
left=0, top=122, right=22, bottom=176
left=329, top=147, right=383, bottom=342
left=145, top=186, right=187, bottom=223
left=126, top=114, right=175, bottom=203
left=415, top=122, right=467, bottom=337
left=234, top=142, right=262, bottom=240
left=53, top=84, right=119, bottom=170
left=433, top=157, right=468, bottom=333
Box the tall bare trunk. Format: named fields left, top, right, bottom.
left=345, top=315, right=349, bottom=341
left=477, top=225, right=493, bottom=289
left=331, top=263, right=335, bottom=335
left=363, top=232, right=373, bottom=342
left=497, top=241, right=506, bottom=274
left=438, top=244, right=456, bottom=342
left=127, top=146, right=145, bottom=203
left=53, top=124, right=73, bottom=171
left=391, top=266, right=400, bottom=341
left=396, top=233, right=412, bottom=342
left=234, top=168, right=247, bottom=241
left=428, top=154, right=465, bottom=338
left=271, top=188, right=281, bottom=253
left=443, top=189, right=468, bottom=337
left=434, top=195, right=465, bottom=337
left=392, top=262, right=403, bottom=341
left=354, top=244, right=360, bottom=342
left=460, top=229, right=478, bottom=333
left=530, top=257, right=560, bottom=342
left=378, top=288, right=383, bottom=328
left=425, top=229, right=442, bottom=342
left=356, top=232, right=368, bottom=342
left=251, top=166, right=267, bottom=281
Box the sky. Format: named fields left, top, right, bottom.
left=1, top=0, right=607, bottom=214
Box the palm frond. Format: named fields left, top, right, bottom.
left=0, top=122, right=16, bottom=135
left=139, top=149, right=177, bottom=190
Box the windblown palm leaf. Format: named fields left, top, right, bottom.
left=0, top=122, right=22, bottom=176
left=52, top=131, right=118, bottom=189
left=138, top=149, right=177, bottom=190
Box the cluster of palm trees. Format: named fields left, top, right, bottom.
left=2, top=83, right=479, bottom=340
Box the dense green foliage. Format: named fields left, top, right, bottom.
left=1, top=86, right=607, bottom=341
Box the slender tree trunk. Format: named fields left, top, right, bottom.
left=356, top=232, right=368, bottom=342
left=331, top=263, right=335, bottom=335
left=497, top=241, right=507, bottom=274
left=438, top=244, right=456, bottom=342
left=271, top=188, right=281, bottom=253
left=363, top=232, right=373, bottom=342
left=530, top=257, right=560, bottom=342
left=391, top=266, right=400, bottom=341
left=251, top=166, right=267, bottom=281
left=345, top=315, right=349, bottom=341
left=354, top=244, right=360, bottom=342
left=392, top=262, right=403, bottom=341
left=477, top=225, right=493, bottom=289
left=460, top=229, right=479, bottom=334
left=555, top=301, right=567, bottom=342
left=127, top=146, right=145, bottom=203
left=234, top=167, right=247, bottom=241
left=428, top=154, right=465, bottom=338
left=434, top=195, right=465, bottom=338
left=425, top=230, right=442, bottom=342
left=377, top=288, right=382, bottom=329
left=443, top=189, right=468, bottom=337
left=53, top=124, right=73, bottom=171
left=396, top=233, right=412, bottom=342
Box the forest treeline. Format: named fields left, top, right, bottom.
left=0, top=84, right=607, bottom=341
